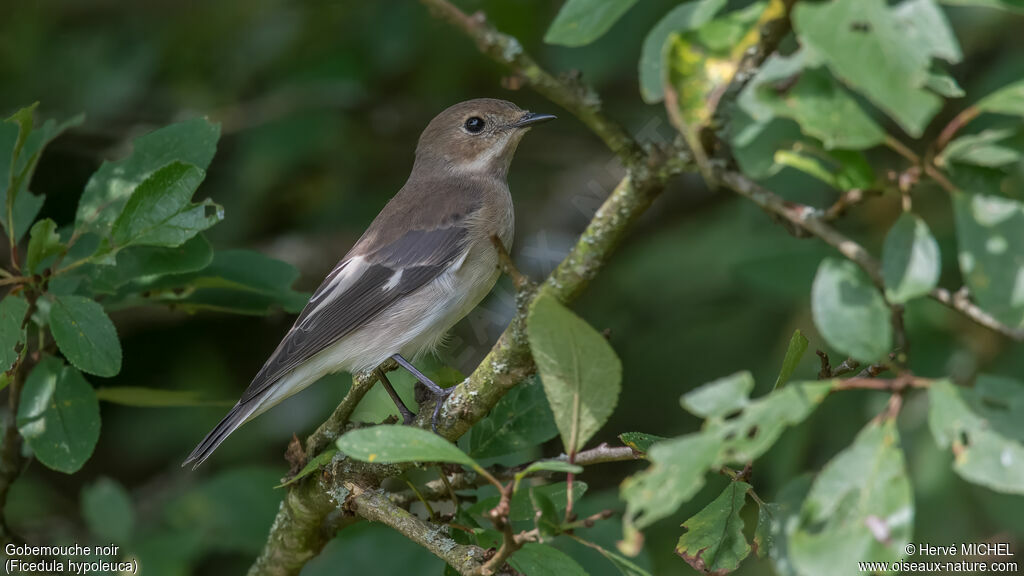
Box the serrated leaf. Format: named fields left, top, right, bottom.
left=792, top=0, right=951, bottom=136
left=75, top=117, right=220, bottom=236
left=81, top=477, right=134, bottom=544
left=0, top=296, right=29, bottom=373
left=508, top=543, right=589, bottom=576
left=25, top=219, right=65, bottom=274
left=681, top=371, right=754, bottom=418
left=675, top=481, right=751, bottom=574
left=544, top=0, right=639, bottom=47
left=976, top=79, right=1024, bottom=117
left=469, top=375, right=558, bottom=459
left=790, top=420, right=913, bottom=576
left=528, top=293, right=621, bottom=456
left=952, top=192, right=1024, bottom=328
left=882, top=213, right=941, bottom=304
left=49, top=295, right=122, bottom=377
left=928, top=377, right=1024, bottom=493
left=639, top=0, right=727, bottom=103
left=774, top=329, right=809, bottom=390
left=276, top=448, right=339, bottom=489
left=16, top=357, right=100, bottom=473
left=95, top=386, right=232, bottom=407
left=811, top=258, right=892, bottom=363
left=620, top=434, right=721, bottom=538
left=110, top=161, right=221, bottom=250
left=336, top=425, right=477, bottom=468
left=618, top=432, right=666, bottom=454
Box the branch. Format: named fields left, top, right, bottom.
left=717, top=169, right=1024, bottom=341
left=346, top=483, right=487, bottom=575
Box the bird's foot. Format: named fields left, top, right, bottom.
left=376, top=368, right=416, bottom=425
left=392, top=354, right=454, bottom=433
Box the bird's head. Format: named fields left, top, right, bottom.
left=413, top=98, right=555, bottom=178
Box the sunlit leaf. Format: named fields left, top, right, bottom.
left=811, top=258, right=893, bottom=362
left=790, top=420, right=913, bottom=576
left=16, top=357, right=100, bottom=473
left=638, top=0, right=727, bottom=103
left=618, top=432, right=666, bottom=454
left=528, top=293, right=621, bottom=456
left=928, top=377, right=1024, bottom=493
left=681, top=371, right=754, bottom=418
left=882, top=213, right=941, bottom=304
left=952, top=192, right=1024, bottom=328
left=25, top=218, right=65, bottom=274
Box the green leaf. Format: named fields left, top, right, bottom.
left=790, top=420, right=913, bottom=576
left=95, top=386, right=232, bottom=407
left=530, top=488, right=562, bottom=542
left=25, top=219, right=65, bottom=274
left=81, top=477, right=134, bottom=544
left=144, top=249, right=309, bottom=315
left=49, top=295, right=123, bottom=377
left=276, top=448, right=339, bottom=489
left=976, top=79, right=1024, bottom=117
left=515, top=460, right=583, bottom=488
left=811, top=258, right=892, bottom=363
left=544, top=0, right=639, bottom=47
left=618, top=432, right=666, bottom=454
left=928, top=378, right=1024, bottom=493
left=638, top=0, right=727, bottom=103
left=745, top=57, right=887, bottom=150
left=792, top=0, right=954, bottom=136
left=110, top=161, right=221, bottom=249
left=508, top=543, right=589, bottom=576
left=938, top=129, right=1022, bottom=168
left=773, top=148, right=877, bottom=190
left=892, top=0, right=963, bottom=64
left=882, top=213, right=941, bottom=304
left=469, top=375, right=558, bottom=459
left=952, top=192, right=1024, bottom=328
left=87, top=235, right=214, bottom=293
left=774, top=329, right=809, bottom=390
left=753, top=475, right=813, bottom=573
left=528, top=293, right=621, bottom=456
left=16, top=357, right=101, bottom=473
left=926, top=71, right=965, bottom=98
left=706, top=381, right=833, bottom=464
left=620, top=434, right=721, bottom=540
left=681, top=371, right=754, bottom=418
left=336, top=425, right=478, bottom=468
left=0, top=296, right=29, bottom=373
left=75, top=117, right=220, bottom=236
left=675, top=482, right=751, bottom=574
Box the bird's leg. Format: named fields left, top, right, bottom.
left=376, top=368, right=416, bottom=425
left=391, top=354, right=454, bottom=432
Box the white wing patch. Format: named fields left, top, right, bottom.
left=382, top=268, right=403, bottom=291
left=302, top=256, right=367, bottom=324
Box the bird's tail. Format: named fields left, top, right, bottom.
left=182, top=400, right=261, bottom=469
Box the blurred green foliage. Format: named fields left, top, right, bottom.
left=2, top=1, right=1024, bottom=575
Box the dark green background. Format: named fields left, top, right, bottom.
left=4, top=1, right=1023, bottom=574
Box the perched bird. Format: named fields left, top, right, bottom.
left=184, top=98, right=555, bottom=468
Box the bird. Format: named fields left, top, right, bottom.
left=184, top=98, right=555, bottom=468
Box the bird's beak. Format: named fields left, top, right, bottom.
left=512, top=112, right=557, bottom=128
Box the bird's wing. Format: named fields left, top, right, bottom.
left=237, top=222, right=470, bottom=404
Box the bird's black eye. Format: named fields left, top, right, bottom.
left=464, top=116, right=485, bottom=133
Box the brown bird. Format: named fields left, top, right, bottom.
left=184, top=98, right=555, bottom=468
